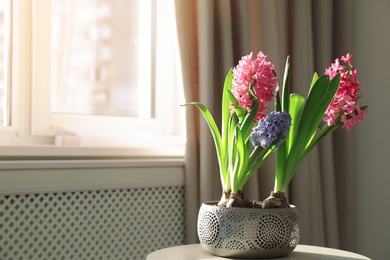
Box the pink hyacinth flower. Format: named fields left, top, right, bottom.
left=324, top=54, right=367, bottom=130
left=231, top=52, right=277, bottom=121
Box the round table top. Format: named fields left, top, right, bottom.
left=147, top=244, right=371, bottom=260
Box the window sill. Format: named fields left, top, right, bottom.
left=0, top=132, right=185, bottom=159
left=0, top=144, right=185, bottom=160
left=0, top=157, right=185, bottom=170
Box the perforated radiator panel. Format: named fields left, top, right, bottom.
left=0, top=186, right=186, bottom=260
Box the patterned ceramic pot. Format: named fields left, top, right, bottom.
left=197, top=201, right=300, bottom=259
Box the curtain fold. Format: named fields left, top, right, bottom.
left=174, top=0, right=200, bottom=244
left=174, top=0, right=356, bottom=250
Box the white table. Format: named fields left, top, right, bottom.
left=147, top=244, right=371, bottom=260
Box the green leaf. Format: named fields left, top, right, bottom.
left=275, top=94, right=304, bottom=192
left=182, top=102, right=226, bottom=187
left=232, top=127, right=247, bottom=192
left=240, top=98, right=259, bottom=140
left=230, top=134, right=239, bottom=192
left=239, top=83, right=260, bottom=140
left=227, top=90, right=245, bottom=122
left=303, top=122, right=341, bottom=159
left=275, top=140, right=287, bottom=190
left=302, top=74, right=340, bottom=147
left=222, top=70, right=234, bottom=154
left=309, top=73, right=319, bottom=93
left=287, top=94, right=305, bottom=152
left=293, top=76, right=329, bottom=147
left=228, top=114, right=237, bottom=190
left=281, top=56, right=291, bottom=112
left=246, top=144, right=275, bottom=181
left=285, top=74, right=341, bottom=184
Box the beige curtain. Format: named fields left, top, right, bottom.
left=175, top=0, right=356, bottom=251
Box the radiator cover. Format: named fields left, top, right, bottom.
left=0, top=186, right=186, bottom=260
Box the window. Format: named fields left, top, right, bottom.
left=50, top=0, right=143, bottom=117
left=0, top=0, right=184, bottom=158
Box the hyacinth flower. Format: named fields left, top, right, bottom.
left=266, top=54, right=368, bottom=208
left=250, top=111, right=291, bottom=149
left=183, top=52, right=291, bottom=207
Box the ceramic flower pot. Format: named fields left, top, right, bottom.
left=197, top=202, right=300, bottom=259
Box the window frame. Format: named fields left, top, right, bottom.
left=0, top=0, right=185, bottom=159
left=0, top=0, right=12, bottom=128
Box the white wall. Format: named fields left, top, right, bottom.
left=354, top=0, right=390, bottom=259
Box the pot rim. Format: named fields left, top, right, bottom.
left=201, top=201, right=297, bottom=211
